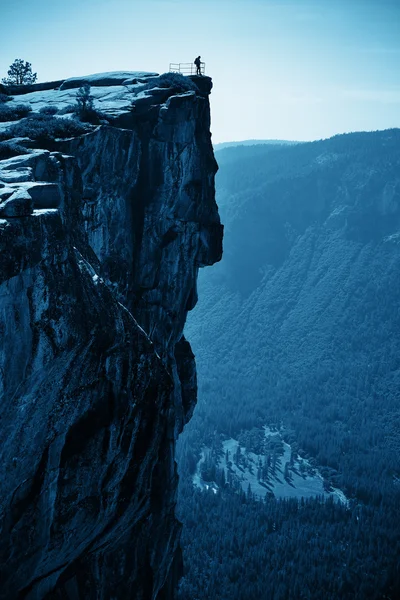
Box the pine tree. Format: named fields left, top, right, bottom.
left=75, top=84, right=94, bottom=115
left=246, top=483, right=253, bottom=501
left=2, top=59, right=37, bottom=85
left=284, top=462, right=290, bottom=480
left=219, top=468, right=226, bottom=487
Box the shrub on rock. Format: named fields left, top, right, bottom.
left=75, top=84, right=94, bottom=114
left=0, top=93, right=12, bottom=104
left=157, top=72, right=199, bottom=92
left=39, top=105, right=58, bottom=115
left=73, top=84, right=107, bottom=124
left=0, top=141, right=30, bottom=159
left=0, top=103, right=32, bottom=122
left=57, top=104, right=78, bottom=115
left=2, top=114, right=91, bottom=146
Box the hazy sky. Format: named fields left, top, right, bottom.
left=1, top=0, right=399, bottom=142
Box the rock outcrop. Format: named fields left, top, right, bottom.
left=0, top=72, right=222, bottom=599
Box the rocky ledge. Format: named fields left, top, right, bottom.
left=0, top=72, right=222, bottom=599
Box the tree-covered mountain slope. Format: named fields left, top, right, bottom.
left=185, top=130, right=400, bottom=497
left=177, top=130, right=400, bottom=600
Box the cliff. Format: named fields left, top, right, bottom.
left=0, top=72, right=222, bottom=599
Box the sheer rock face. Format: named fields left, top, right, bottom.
left=0, top=73, right=222, bottom=599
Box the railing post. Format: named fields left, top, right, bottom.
left=168, top=62, right=206, bottom=75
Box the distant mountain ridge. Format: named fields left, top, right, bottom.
left=213, top=139, right=298, bottom=151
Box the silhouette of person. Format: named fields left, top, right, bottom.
left=194, top=56, right=202, bottom=76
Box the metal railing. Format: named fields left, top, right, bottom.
left=169, top=62, right=206, bottom=76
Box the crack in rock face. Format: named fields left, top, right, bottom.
left=0, top=72, right=223, bottom=599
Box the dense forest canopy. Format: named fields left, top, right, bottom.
left=177, top=130, right=400, bottom=599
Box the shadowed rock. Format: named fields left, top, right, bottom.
left=0, top=188, right=33, bottom=216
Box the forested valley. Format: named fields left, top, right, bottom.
left=177, top=130, right=400, bottom=599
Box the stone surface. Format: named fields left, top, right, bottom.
left=59, top=71, right=159, bottom=90
left=0, top=187, right=33, bottom=216
left=0, top=74, right=213, bottom=124
left=0, top=73, right=222, bottom=599
left=4, top=80, right=65, bottom=96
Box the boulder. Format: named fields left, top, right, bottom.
left=27, top=182, right=61, bottom=208
left=188, top=75, right=213, bottom=97
left=0, top=188, right=33, bottom=217
left=0, top=166, right=34, bottom=183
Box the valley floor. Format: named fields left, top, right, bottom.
left=194, top=425, right=347, bottom=503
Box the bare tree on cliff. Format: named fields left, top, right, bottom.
left=2, top=59, right=37, bottom=85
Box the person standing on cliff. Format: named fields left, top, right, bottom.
left=194, top=56, right=202, bottom=76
